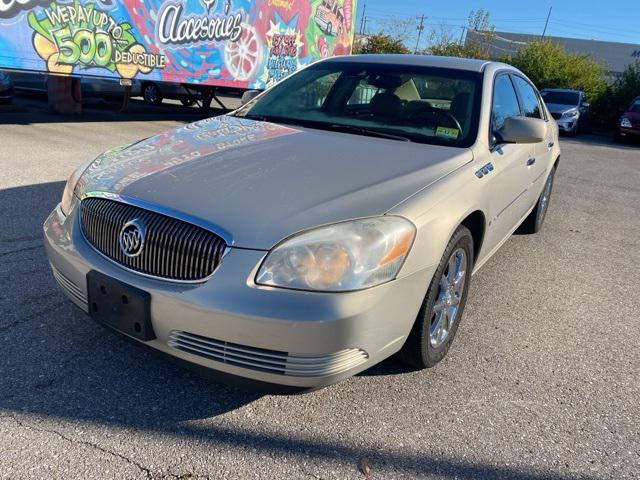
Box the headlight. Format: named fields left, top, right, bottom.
left=562, top=109, right=579, bottom=118
left=256, top=216, right=416, bottom=292
left=620, top=117, right=632, bottom=128
left=60, top=162, right=89, bottom=216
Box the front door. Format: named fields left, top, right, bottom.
left=482, top=74, right=533, bottom=254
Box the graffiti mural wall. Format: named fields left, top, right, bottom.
left=0, top=0, right=357, bottom=89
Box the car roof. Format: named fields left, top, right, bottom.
left=326, top=54, right=497, bottom=72
left=541, top=88, right=583, bottom=93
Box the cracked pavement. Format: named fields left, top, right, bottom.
left=1, top=97, right=639, bottom=479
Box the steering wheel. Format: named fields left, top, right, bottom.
left=408, top=106, right=463, bottom=134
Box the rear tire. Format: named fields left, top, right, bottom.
left=398, top=226, right=474, bottom=369
left=519, top=166, right=556, bottom=234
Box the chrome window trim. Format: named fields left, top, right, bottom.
left=78, top=192, right=233, bottom=285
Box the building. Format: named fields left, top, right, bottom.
left=466, top=30, right=640, bottom=77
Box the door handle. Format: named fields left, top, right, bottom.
left=547, top=141, right=555, bottom=150
left=527, top=157, right=536, bottom=167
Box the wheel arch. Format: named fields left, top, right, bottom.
left=460, top=210, right=486, bottom=265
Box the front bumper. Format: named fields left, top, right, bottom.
left=618, top=127, right=640, bottom=138
left=555, top=116, right=578, bottom=132
left=44, top=202, right=433, bottom=388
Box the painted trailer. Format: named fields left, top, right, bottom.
left=0, top=0, right=357, bottom=108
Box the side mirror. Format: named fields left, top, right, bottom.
left=241, top=89, right=261, bottom=106
left=498, top=117, right=547, bottom=144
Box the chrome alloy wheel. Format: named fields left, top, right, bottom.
left=429, top=248, right=468, bottom=348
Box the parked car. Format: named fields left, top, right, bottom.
left=615, top=96, right=640, bottom=142
left=10, top=71, right=193, bottom=105
left=540, top=88, right=589, bottom=135
left=0, top=71, right=13, bottom=104
left=44, top=55, right=560, bottom=390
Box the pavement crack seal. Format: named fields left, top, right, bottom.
left=3, top=414, right=154, bottom=479
left=0, top=234, right=43, bottom=244
left=0, top=243, right=43, bottom=257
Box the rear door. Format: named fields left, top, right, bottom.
left=482, top=73, right=534, bottom=252
left=511, top=75, right=552, bottom=207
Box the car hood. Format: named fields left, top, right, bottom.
left=546, top=103, right=578, bottom=114
left=623, top=111, right=640, bottom=121
left=76, top=115, right=472, bottom=249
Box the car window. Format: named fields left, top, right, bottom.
left=541, top=90, right=579, bottom=106
left=290, top=71, right=341, bottom=108
left=512, top=76, right=542, bottom=119
left=491, top=75, right=521, bottom=132
left=629, top=99, right=640, bottom=113
left=237, top=63, right=483, bottom=148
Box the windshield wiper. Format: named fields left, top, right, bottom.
left=327, top=124, right=411, bottom=142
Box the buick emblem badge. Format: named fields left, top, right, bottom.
left=119, top=219, right=145, bottom=257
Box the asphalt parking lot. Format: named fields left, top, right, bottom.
left=1, top=97, right=639, bottom=479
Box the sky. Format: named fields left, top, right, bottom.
left=355, top=0, right=640, bottom=49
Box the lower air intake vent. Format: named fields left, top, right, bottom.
left=168, top=331, right=368, bottom=377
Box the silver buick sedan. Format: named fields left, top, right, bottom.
left=44, top=55, right=560, bottom=390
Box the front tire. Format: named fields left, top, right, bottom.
left=399, top=226, right=474, bottom=369
left=519, top=166, right=556, bottom=234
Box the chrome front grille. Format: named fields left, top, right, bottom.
left=168, top=331, right=369, bottom=377
left=80, top=197, right=227, bottom=282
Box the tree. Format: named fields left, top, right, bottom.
left=427, top=8, right=495, bottom=59
left=504, top=40, right=607, bottom=102
left=590, top=61, right=640, bottom=128
left=353, top=34, right=409, bottom=55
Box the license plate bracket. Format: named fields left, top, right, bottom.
left=87, top=270, right=155, bottom=341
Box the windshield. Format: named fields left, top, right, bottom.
left=234, top=62, right=483, bottom=147
left=628, top=99, right=640, bottom=113
left=541, top=90, right=580, bottom=106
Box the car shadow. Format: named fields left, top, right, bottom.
left=0, top=181, right=596, bottom=480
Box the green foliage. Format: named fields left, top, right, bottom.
left=591, top=61, right=640, bottom=128
left=504, top=40, right=607, bottom=102
left=614, top=61, right=640, bottom=105
left=353, top=34, right=409, bottom=55
left=428, top=41, right=492, bottom=60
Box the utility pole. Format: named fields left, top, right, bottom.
left=359, top=2, right=366, bottom=35
left=415, top=14, right=425, bottom=54
left=459, top=26, right=466, bottom=44
left=541, top=6, right=552, bottom=39
left=363, top=16, right=368, bottom=35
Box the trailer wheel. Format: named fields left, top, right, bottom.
left=142, top=83, right=162, bottom=105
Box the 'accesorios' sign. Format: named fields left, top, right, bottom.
left=0, top=0, right=357, bottom=90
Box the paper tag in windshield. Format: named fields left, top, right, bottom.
left=436, top=127, right=459, bottom=139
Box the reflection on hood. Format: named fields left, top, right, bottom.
left=75, top=115, right=298, bottom=197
